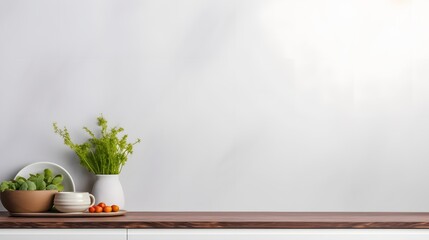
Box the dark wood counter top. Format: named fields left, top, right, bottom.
left=2, top=212, right=429, bottom=229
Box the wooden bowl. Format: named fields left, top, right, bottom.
left=0, top=190, right=58, bottom=213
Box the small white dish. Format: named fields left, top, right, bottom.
left=15, top=162, right=75, bottom=192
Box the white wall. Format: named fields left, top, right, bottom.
left=1, top=0, right=429, bottom=211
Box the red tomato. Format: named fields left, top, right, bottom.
left=103, top=206, right=112, bottom=213
left=111, top=205, right=120, bottom=212
left=88, top=206, right=95, bottom=213
left=95, top=206, right=103, bottom=213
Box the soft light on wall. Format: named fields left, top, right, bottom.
left=1, top=0, right=429, bottom=212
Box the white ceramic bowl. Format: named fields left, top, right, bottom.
left=54, top=192, right=95, bottom=213
left=55, top=204, right=91, bottom=213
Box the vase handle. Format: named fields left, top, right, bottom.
left=89, top=194, right=96, bottom=206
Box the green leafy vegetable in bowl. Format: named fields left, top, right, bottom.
left=0, top=168, right=64, bottom=192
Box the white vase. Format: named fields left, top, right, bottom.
left=91, top=174, right=125, bottom=208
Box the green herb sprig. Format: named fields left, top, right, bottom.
left=53, top=115, right=141, bottom=175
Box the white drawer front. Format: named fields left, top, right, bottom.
left=0, top=229, right=127, bottom=240
left=129, top=229, right=429, bottom=240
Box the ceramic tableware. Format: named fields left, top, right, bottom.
left=1, top=190, right=57, bottom=213
left=54, top=192, right=95, bottom=213
left=15, top=162, right=76, bottom=192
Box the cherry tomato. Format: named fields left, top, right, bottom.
left=103, top=206, right=112, bottom=213
left=111, top=205, right=120, bottom=212
left=88, top=206, right=95, bottom=213
left=95, top=206, right=103, bottom=213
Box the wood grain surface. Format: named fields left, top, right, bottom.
left=1, top=212, right=429, bottom=229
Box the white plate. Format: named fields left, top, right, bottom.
left=9, top=210, right=126, bottom=217
left=15, top=162, right=75, bottom=192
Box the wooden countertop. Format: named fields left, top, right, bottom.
left=2, top=212, right=429, bottom=229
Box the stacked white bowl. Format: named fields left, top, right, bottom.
left=54, top=192, right=95, bottom=213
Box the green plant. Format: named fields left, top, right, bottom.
left=0, top=168, right=64, bottom=192
left=53, top=115, right=141, bottom=174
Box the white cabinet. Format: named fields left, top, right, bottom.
left=0, top=229, right=126, bottom=240
left=128, top=229, right=429, bottom=240
left=4, top=228, right=429, bottom=240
